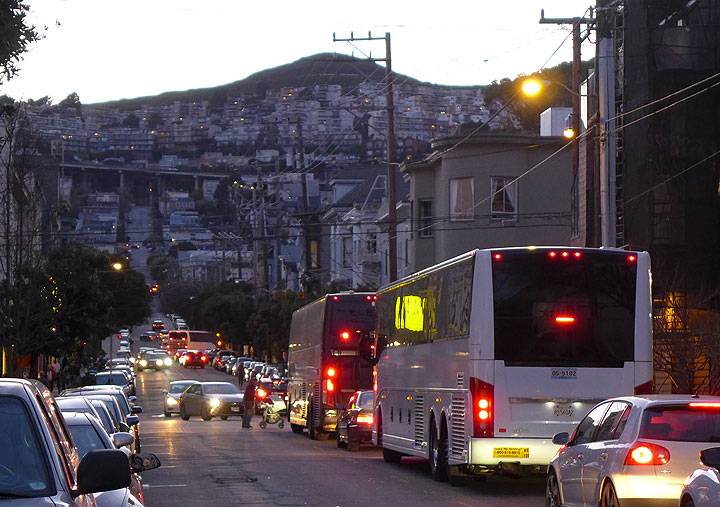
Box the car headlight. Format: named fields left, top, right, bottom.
left=164, top=358, right=172, bottom=366
left=209, top=398, right=221, bottom=409
left=166, top=396, right=177, bottom=406
left=155, top=359, right=163, bottom=367
left=129, top=357, right=136, bottom=364
left=139, top=359, right=148, bottom=367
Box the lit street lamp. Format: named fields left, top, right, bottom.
left=111, top=262, right=123, bottom=271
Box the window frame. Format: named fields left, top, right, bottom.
left=418, top=199, right=433, bottom=238
left=594, top=401, right=632, bottom=442
left=569, top=402, right=611, bottom=446
left=489, top=175, right=518, bottom=220
left=342, top=236, right=353, bottom=268
left=449, top=177, right=475, bottom=222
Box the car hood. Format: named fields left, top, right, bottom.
left=212, top=394, right=243, bottom=403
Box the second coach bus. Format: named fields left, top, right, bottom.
left=373, top=247, right=652, bottom=481
left=288, top=292, right=377, bottom=439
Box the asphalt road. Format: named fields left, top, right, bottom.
left=132, top=350, right=545, bottom=506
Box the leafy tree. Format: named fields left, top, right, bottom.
left=58, top=92, right=82, bottom=116
left=147, top=252, right=178, bottom=282
left=0, top=0, right=42, bottom=84
left=246, top=291, right=307, bottom=360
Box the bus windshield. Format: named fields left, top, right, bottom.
left=492, top=251, right=637, bottom=367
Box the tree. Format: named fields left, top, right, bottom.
left=0, top=1, right=42, bottom=84
left=246, top=291, right=307, bottom=360
left=58, top=92, right=82, bottom=116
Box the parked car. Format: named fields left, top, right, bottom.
left=64, top=411, right=161, bottom=507
left=56, top=396, right=113, bottom=434
left=94, top=370, right=133, bottom=397
left=163, top=380, right=198, bottom=417
left=212, top=350, right=236, bottom=370
left=336, top=390, right=375, bottom=451
left=179, top=382, right=244, bottom=421
left=0, top=378, right=130, bottom=505
left=680, top=447, right=720, bottom=507
left=547, top=395, right=720, bottom=507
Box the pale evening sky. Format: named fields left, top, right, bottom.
left=1, top=0, right=594, bottom=104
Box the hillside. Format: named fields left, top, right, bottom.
left=91, top=53, right=427, bottom=110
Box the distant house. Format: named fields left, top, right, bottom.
left=401, top=132, right=572, bottom=273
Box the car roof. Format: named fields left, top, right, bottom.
left=62, top=411, right=96, bottom=426
left=200, top=382, right=235, bottom=386
left=605, top=394, right=720, bottom=407
left=170, top=380, right=198, bottom=385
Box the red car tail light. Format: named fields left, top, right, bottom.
left=470, top=377, right=494, bottom=438
left=256, top=388, right=268, bottom=399
left=624, top=442, right=670, bottom=465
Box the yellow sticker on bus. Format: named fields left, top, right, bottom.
left=492, top=447, right=530, bottom=459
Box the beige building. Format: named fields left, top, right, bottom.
left=401, top=133, right=573, bottom=272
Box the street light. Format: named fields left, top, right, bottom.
left=111, top=262, right=123, bottom=271
left=520, top=77, right=583, bottom=98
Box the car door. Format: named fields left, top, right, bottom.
left=581, top=401, right=633, bottom=505
left=185, top=384, right=202, bottom=414
left=558, top=402, right=611, bottom=506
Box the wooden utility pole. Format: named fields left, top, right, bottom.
left=295, top=119, right=313, bottom=288
left=333, top=31, right=398, bottom=282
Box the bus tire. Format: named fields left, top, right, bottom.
left=430, top=419, right=449, bottom=482
left=291, top=423, right=304, bottom=434
left=308, top=400, right=318, bottom=440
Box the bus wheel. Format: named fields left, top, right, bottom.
left=291, top=423, right=304, bottom=434
left=308, top=402, right=318, bottom=440
left=429, top=421, right=449, bottom=482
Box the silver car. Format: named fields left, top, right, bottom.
left=679, top=447, right=720, bottom=507
left=547, top=395, right=720, bottom=507
left=163, top=380, right=198, bottom=417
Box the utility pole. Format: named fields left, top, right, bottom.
left=333, top=31, right=398, bottom=282
left=253, top=166, right=268, bottom=290
left=295, top=119, right=313, bottom=290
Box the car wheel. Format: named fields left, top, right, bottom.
left=163, top=411, right=171, bottom=418
left=347, top=441, right=360, bottom=452
left=221, top=416, right=228, bottom=421
left=546, top=470, right=561, bottom=507
left=429, top=420, right=449, bottom=482
left=600, top=481, right=619, bottom=507
left=680, top=496, right=696, bottom=507
left=180, top=404, right=190, bottom=421
left=337, top=432, right=348, bottom=449
left=278, top=420, right=284, bottom=429
left=291, top=423, right=304, bottom=434
left=202, top=406, right=212, bottom=421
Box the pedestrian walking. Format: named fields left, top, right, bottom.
left=243, top=378, right=257, bottom=429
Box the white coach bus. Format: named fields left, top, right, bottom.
left=372, top=247, right=652, bottom=481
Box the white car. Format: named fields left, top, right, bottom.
left=679, top=447, right=720, bottom=507
left=547, top=395, right=720, bottom=507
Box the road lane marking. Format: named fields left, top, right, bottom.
left=144, top=484, right=187, bottom=488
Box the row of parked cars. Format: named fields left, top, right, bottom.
left=0, top=375, right=160, bottom=506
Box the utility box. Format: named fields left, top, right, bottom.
left=540, top=107, right=573, bottom=137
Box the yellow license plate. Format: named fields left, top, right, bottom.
left=493, top=447, right=530, bottom=459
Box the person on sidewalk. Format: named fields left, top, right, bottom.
left=242, top=378, right=257, bottom=429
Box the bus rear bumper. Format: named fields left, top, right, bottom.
left=467, top=437, right=559, bottom=473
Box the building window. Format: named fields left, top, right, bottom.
left=419, top=200, right=433, bottom=237
left=490, top=176, right=518, bottom=219
left=342, top=237, right=353, bottom=267
left=404, top=237, right=410, bottom=267
left=366, top=233, right=377, bottom=254
left=449, top=178, right=474, bottom=221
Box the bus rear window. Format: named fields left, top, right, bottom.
left=327, top=297, right=377, bottom=345
left=492, top=251, right=636, bottom=367
left=640, top=406, right=720, bottom=442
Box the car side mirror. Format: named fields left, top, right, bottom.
left=129, top=396, right=137, bottom=403
left=127, top=415, right=140, bottom=426
left=132, top=405, right=143, bottom=414
left=701, top=447, right=720, bottom=468
left=131, top=453, right=162, bottom=473
left=112, top=432, right=135, bottom=449
left=552, top=432, right=570, bottom=446
left=75, top=450, right=131, bottom=497
left=119, top=421, right=131, bottom=432
left=162, top=389, right=168, bottom=395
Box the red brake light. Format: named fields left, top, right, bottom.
left=625, top=442, right=670, bottom=465
left=561, top=251, right=569, bottom=258
left=493, top=253, right=503, bottom=261
left=549, top=251, right=557, bottom=258
left=555, top=315, right=576, bottom=325
left=332, top=295, right=340, bottom=301
left=689, top=402, right=720, bottom=409
left=470, top=377, right=494, bottom=437
left=201, top=355, right=208, bottom=362
left=627, top=255, right=637, bottom=263
left=326, top=367, right=336, bottom=378
left=256, top=388, right=268, bottom=399
left=573, top=251, right=582, bottom=258
left=326, top=378, right=335, bottom=392
left=339, top=330, right=351, bottom=341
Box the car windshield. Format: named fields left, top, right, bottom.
left=357, top=392, right=374, bottom=410
left=640, top=405, right=720, bottom=442
left=67, top=423, right=107, bottom=458
left=170, top=383, right=195, bottom=394
left=0, top=397, right=53, bottom=497
left=204, top=383, right=239, bottom=395
left=95, top=373, right=127, bottom=385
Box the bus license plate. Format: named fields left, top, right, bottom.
left=551, top=368, right=577, bottom=380
left=553, top=404, right=574, bottom=417
left=231, top=406, right=240, bottom=412
left=493, top=447, right=529, bottom=459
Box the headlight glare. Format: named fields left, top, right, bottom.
left=209, top=398, right=221, bottom=409
left=139, top=359, right=148, bottom=367
left=166, top=396, right=177, bottom=406
left=164, top=357, right=172, bottom=366
left=155, top=359, right=163, bottom=367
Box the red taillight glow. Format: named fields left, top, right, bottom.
left=339, top=330, right=351, bottom=341
left=555, top=315, right=576, bottom=324
left=201, top=355, right=208, bottom=362
left=493, top=253, right=503, bottom=261
left=326, top=378, right=335, bottom=392
left=256, top=388, right=268, bottom=399
left=573, top=251, right=582, bottom=258
left=627, top=255, right=637, bottom=263
left=470, top=377, right=494, bottom=438
left=332, top=295, right=340, bottom=301
left=561, top=251, right=569, bottom=258
left=549, top=251, right=557, bottom=258
left=689, top=402, right=720, bottom=409
left=356, top=413, right=374, bottom=425
left=625, top=442, right=670, bottom=465
left=326, top=367, right=336, bottom=378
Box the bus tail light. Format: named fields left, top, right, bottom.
left=625, top=442, right=670, bottom=465
left=470, top=377, right=494, bottom=438
left=326, top=378, right=335, bottom=392
left=339, top=330, right=351, bottom=341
